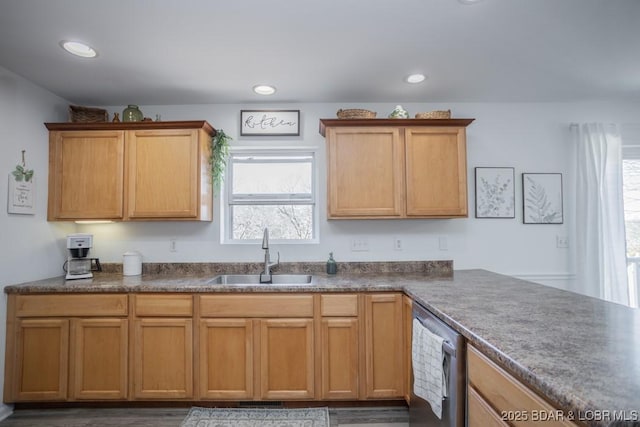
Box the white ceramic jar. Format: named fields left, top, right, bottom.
left=123, top=251, right=142, bottom=276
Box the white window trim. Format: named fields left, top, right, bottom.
left=221, top=146, right=319, bottom=245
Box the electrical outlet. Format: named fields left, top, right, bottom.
left=439, top=236, right=448, bottom=251
left=170, top=238, right=177, bottom=252
left=351, top=238, right=370, bottom=252
left=556, top=235, right=569, bottom=248
left=394, top=237, right=403, bottom=251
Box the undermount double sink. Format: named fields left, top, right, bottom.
left=208, top=274, right=314, bottom=286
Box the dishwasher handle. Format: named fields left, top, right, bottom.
left=414, top=316, right=457, bottom=358
left=442, top=340, right=456, bottom=358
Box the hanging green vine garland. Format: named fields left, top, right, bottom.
left=12, top=164, right=34, bottom=182
left=210, top=129, right=232, bottom=190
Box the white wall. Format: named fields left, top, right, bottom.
left=0, top=66, right=73, bottom=416
left=76, top=100, right=640, bottom=295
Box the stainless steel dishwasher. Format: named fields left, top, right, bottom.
left=410, top=302, right=466, bottom=427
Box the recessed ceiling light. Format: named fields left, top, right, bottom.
left=60, top=40, right=97, bottom=58
left=253, top=85, right=276, bottom=95
left=458, top=0, right=484, bottom=4
left=405, top=74, right=426, bottom=84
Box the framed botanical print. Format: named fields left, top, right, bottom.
left=475, top=167, right=515, bottom=218
left=522, top=173, right=563, bottom=224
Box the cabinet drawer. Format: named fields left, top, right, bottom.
left=467, top=345, right=577, bottom=427
left=320, top=294, right=358, bottom=316
left=135, top=294, right=193, bottom=317
left=15, top=294, right=128, bottom=317
left=468, top=385, right=510, bottom=427
left=200, top=294, right=313, bottom=318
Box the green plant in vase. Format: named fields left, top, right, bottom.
left=209, top=128, right=232, bottom=190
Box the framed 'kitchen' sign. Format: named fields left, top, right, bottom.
left=240, top=110, right=300, bottom=136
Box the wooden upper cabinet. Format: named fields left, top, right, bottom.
left=127, top=128, right=210, bottom=220
left=48, top=130, right=125, bottom=220
left=45, top=121, right=214, bottom=221
left=327, top=127, right=404, bottom=217
left=405, top=127, right=467, bottom=216
left=320, top=118, right=473, bottom=219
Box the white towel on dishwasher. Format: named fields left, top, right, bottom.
left=412, top=318, right=447, bottom=419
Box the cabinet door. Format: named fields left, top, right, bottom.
left=70, top=318, right=128, bottom=400
left=127, top=129, right=200, bottom=219
left=405, top=127, right=468, bottom=216
left=402, top=295, right=413, bottom=404
left=321, top=318, right=358, bottom=399
left=48, top=130, right=124, bottom=220
left=133, top=318, right=193, bottom=399
left=13, top=318, right=69, bottom=401
left=327, top=127, right=404, bottom=218
left=199, top=319, right=253, bottom=399
left=260, top=319, right=314, bottom=399
left=362, top=293, right=404, bottom=399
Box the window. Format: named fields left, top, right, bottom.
left=622, top=124, right=640, bottom=307
left=224, top=150, right=316, bottom=242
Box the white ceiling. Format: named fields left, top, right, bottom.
left=1, top=0, right=639, bottom=105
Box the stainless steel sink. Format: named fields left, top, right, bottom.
left=208, top=274, right=313, bottom=286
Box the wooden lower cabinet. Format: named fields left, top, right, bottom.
left=467, top=345, right=579, bottom=427
left=6, top=294, right=129, bottom=402
left=198, top=294, right=316, bottom=401
left=10, top=318, right=128, bottom=401
left=70, top=318, right=128, bottom=400
left=13, top=318, right=69, bottom=401
left=199, top=317, right=315, bottom=400
left=132, top=294, right=193, bottom=399
left=402, top=295, right=413, bottom=404
left=199, top=319, right=254, bottom=399
left=133, top=318, right=193, bottom=399
left=260, top=319, right=314, bottom=399
left=468, top=385, right=510, bottom=427
left=363, top=293, right=404, bottom=399
left=5, top=291, right=408, bottom=404
left=320, top=317, right=358, bottom=399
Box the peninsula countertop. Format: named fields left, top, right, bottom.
left=5, top=269, right=640, bottom=425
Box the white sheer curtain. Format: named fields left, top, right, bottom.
left=573, top=123, right=630, bottom=306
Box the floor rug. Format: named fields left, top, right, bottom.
left=180, top=407, right=330, bottom=427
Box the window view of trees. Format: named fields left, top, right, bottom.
left=228, top=153, right=315, bottom=241
left=232, top=205, right=313, bottom=240
left=623, top=159, right=640, bottom=256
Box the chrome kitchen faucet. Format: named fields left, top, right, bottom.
left=260, top=227, right=279, bottom=283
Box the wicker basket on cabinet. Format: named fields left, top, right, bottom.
left=336, top=109, right=377, bottom=119
left=68, top=105, right=108, bottom=123
left=415, top=110, right=451, bottom=119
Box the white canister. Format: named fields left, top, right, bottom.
left=123, top=251, right=142, bottom=276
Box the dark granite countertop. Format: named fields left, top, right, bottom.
left=4, top=267, right=639, bottom=426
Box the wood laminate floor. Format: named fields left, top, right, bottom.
left=0, top=407, right=409, bottom=427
